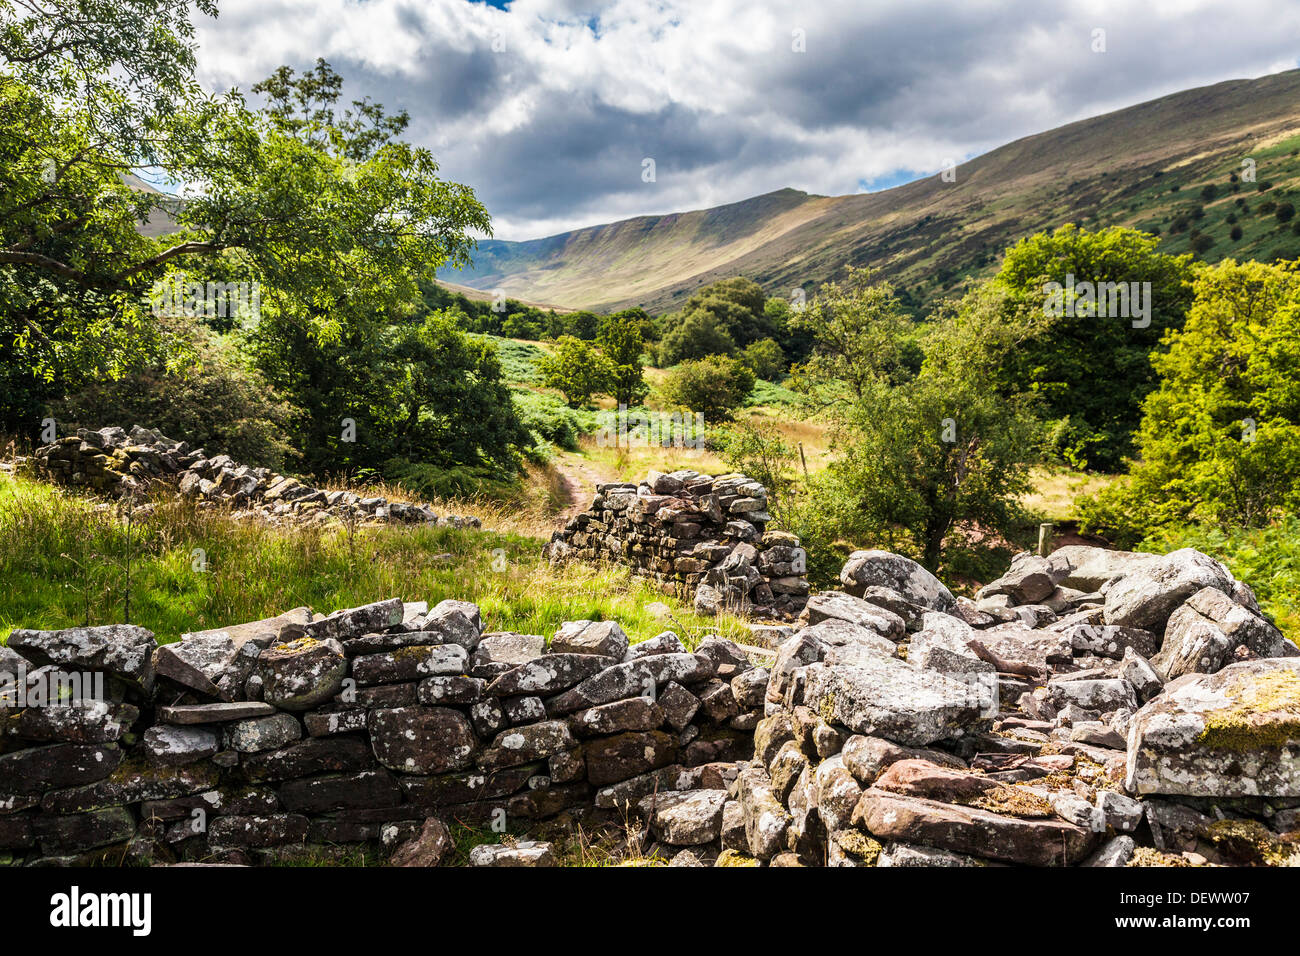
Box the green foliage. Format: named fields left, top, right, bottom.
left=657, top=307, right=738, bottom=365
left=657, top=276, right=779, bottom=365
left=714, top=419, right=797, bottom=515
left=741, top=337, right=786, bottom=380
left=512, top=389, right=599, bottom=451
left=52, top=327, right=296, bottom=469
left=1079, top=259, right=1300, bottom=545
left=788, top=267, right=920, bottom=403
left=659, top=355, right=756, bottom=423
left=787, top=270, right=1041, bottom=571
left=536, top=335, right=613, bottom=408
left=597, top=312, right=649, bottom=408
left=991, top=224, right=1196, bottom=471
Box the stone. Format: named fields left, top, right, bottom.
left=466, top=841, right=556, bottom=866
left=143, top=725, right=220, bottom=766
left=624, top=631, right=687, bottom=660
left=41, top=758, right=219, bottom=812
left=422, top=600, right=483, bottom=650
left=840, top=550, right=956, bottom=612
left=1153, top=602, right=1235, bottom=680
left=853, top=790, right=1097, bottom=866
left=258, top=637, right=347, bottom=710
left=1048, top=677, right=1137, bottom=713
left=1182, top=587, right=1297, bottom=659
left=416, top=675, right=485, bottom=706
left=352, top=644, right=468, bottom=685
left=736, top=765, right=791, bottom=861
left=978, top=552, right=1056, bottom=605
left=33, top=807, right=136, bottom=854
left=279, top=770, right=403, bottom=814
left=4, top=699, right=137, bottom=744
left=469, top=632, right=546, bottom=672
left=569, top=697, right=663, bottom=737
left=814, top=755, right=863, bottom=832
left=658, top=682, right=701, bottom=731
left=0, top=743, right=122, bottom=796
left=153, top=633, right=239, bottom=697
left=877, top=841, right=989, bottom=867
left=303, top=598, right=404, bottom=641
left=908, top=613, right=994, bottom=678
left=477, top=720, right=576, bottom=771
left=390, top=816, right=451, bottom=866
left=801, top=591, right=906, bottom=641
left=1048, top=545, right=1159, bottom=592
left=1065, top=623, right=1159, bottom=660
left=225, top=714, right=302, bottom=753
left=545, top=654, right=713, bottom=714
left=1120, top=647, right=1164, bottom=702
left=550, top=620, right=629, bottom=659
left=1103, top=548, right=1234, bottom=630
left=731, top=668, right=770, bottom=708
left=584, top=730, right=677, bottom=785
left=368, top=707, right=478, bottom=774
left=157, top=701, right=278, bottom=724
left=1126, top=657, right=1300, bottom=797
left=802, top=656, right=991, bottom=746
left=180, top=607, right=311, bottom=649
left=1097, top=790, right=1144, bottom=831
left=208, top=814, right=309, bottom=849
left=485, top=653, right=616, bottom=697
left=638, top=789, right=727, bottom=845
left=7, top=624, right=156, bottom=696
left=1083, top=835, right=1136, bottom=867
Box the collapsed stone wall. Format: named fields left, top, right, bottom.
left=546, top=470, right=809, bottom=619
left=723, top=546, right=1300, bottom=867
left=26, top=424, right=480, bottom=528
left=0, top=600, right=765, bottom=866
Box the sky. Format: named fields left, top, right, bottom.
left=191, top=0, right=1300, bottom=241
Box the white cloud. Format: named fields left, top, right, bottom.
left=192, top=0, right=1300, bottom=239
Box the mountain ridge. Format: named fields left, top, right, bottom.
left=441, top=68, right=1300, bottom=314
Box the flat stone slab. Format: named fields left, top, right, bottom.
left=853, top=790, right=1098, bottom=866
left=158, top=702, right=277, bottom=724
left=802, top=656, right=992, bottom=746
left=1126, top=657, right=1300, bottom=797
left=182, top=607, right=311, bottom=648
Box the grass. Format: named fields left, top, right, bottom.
left=0, top=474, right=752, bottom=646
left=1020, top=467, right=1119, bottom=522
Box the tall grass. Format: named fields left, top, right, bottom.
left=0, top=475, right=751, bottom=646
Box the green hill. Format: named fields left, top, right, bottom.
left=441, top=69, right=1300, bottom=313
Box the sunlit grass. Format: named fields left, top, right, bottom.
left=0, top=474, right=751, bottom=646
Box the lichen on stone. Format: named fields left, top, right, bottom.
left=1197, top=669, right=1300, bottom=752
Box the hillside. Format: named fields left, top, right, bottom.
left=440, top=69, right=1300, bottom=313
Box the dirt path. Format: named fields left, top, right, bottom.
left=553, top=453, right=613, bottom=522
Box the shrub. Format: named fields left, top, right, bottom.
left=659, top=356, right=755, bottom=422
left=741, top=338, right=786, bottom=380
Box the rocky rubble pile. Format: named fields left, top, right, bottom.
left=26, top=425, right=480, bottom=528
left=546, top=469, right=809, bottom=619
left=0, top=599, right=765, bottom=866
left=720, top=545, right=1300, bottom=866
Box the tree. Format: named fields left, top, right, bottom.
left=537, top=335, right=613, bottom=407
left=597, top=311, right=648, bottom=408
left=1079, top=259, right=1300, bottom=545
left=742, top=338, right=786, bottom=380
left=659, top=355, right=755, bottom=422
left=989, top=224, right=1195, bottom=470
left=658, top=308, right=738, bottom=365
left=787, top=267, right=918, bottom=404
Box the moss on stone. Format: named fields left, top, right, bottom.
left=715, top=848, right=760, bottom=867
left=835, top=829, right=882, bottom=864
left=1197, top=669, right=1300, bottom=752
left=1128, top=846, right=1195, bottom=867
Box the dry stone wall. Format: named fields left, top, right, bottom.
left=0, top=600, right=765, bottom=866
left=546, top=469, right=809, bottom=619
left=26, top=425, right=479, bottom=528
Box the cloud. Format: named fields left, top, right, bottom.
left=192, top=0, right=1300, bottom=239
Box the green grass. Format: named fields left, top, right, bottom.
left=475, top=334, right=550, bottom=385
left=0, top=475, right=751, bottom=647
left=746, top=378, right=803, bottom=409
left=1140, top=518, right=1300, bottom=641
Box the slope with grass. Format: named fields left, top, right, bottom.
left=0, top=474, right=750, bottom=647
left=443, top=69, right=1300, bottom=314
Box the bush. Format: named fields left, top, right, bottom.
left=512, top=389, right=598, bottom=451
left=659, top=356, right=755, bottom=422
left=53, top=329, right=297, bottom=469
left=741, top=338, right=786, bottom=380
left=536, top=336, right=613, bottom=407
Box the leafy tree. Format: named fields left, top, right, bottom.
left=989, top=224, right=1195, bottom=470
left=1079, top=259, right=1300, bottom=544
left=659, top=355, right=755, bottom=422
left=658, top=307, right=738, bottom=365
left=742, top=338, right=785, bottom=380
left=537, top=335, right=613, bottom=408
left=787, top=267, right=919, bottom=404
left=597, top=311, right=648, bottom=407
